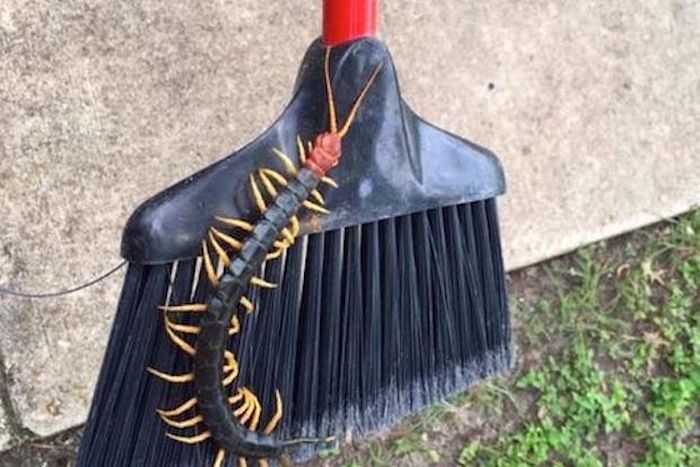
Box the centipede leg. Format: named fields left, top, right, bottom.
left=147, top=367, right=194, bottom=384
left=215, top=216, right=254, bottom=232
left=166, top=431, right=212, bottom=445
left=297, top=135, right=307, bottom=165
left=240, top=295, right=255, bottom=313
left=202, top=240, right=219, bottom=286
left=272, top=148, right=298, bottom=175
left=157, top=397, right=198, bottom=418
left=159, top=413, right=204, bottom=429
left=214, top=449, right=226, bottom=467
left=303, top=199, right=330, bottom=214
left=321, top=175, right=339, bottom=188
left=263, top=389, right=283, bottom=435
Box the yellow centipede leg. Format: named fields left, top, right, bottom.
left=209, top=231, right=231, bottom=266
left=214, top=449, right=226, bottom=467
left=266, top=248, right=284, bottom=261
left=274, top=238, right=291, bottom=250
left=238, top=458, right=248, bottom=467
left=248, top=392, right=262, bottom=431
left=297, top=135, right=307, bottom=165
left=158, top=303, right=208, bottom=312
left=310, top=189, right=325, bottom=205
left=229, top=315, right=240, bottom=335
left=250, top=174, right=267, bottom=212
left=261, top=168, right=289, bottom=187
left=228, top=388, right=245, bottom=406
left=166, top=431, right=211, bottom=445
left=211, top=227, right=242, bottom=251
left=258, top=169, right=278, bottom=198
left=240, top=296, right=254, bottom=313
left=238, top=394, right=257, bottom=425
left=280, top=227, right=295, bottom=244
left=202, top=240, right=219, bottom=286
left=259, top=459, right=270, bottom=467
left=164, top=316, right=196, bottom=355
left=222, top=351, right=239, bottom=386
left=272, top=148, right=298, bottom=175
left=290, top=216, right=300, bottom=237
left=166, top=320, right=201, bottom=335
left=250, top=276, right=277, bottom=289
left=215, top=216, right=253, bottom=232
left=147, top=367, right=194, bottom=384
left=321, top=176, right=339, bottom=188
left=303, top=200, right=330, bottom=214
left=159, top=413, right=204, bottom=429
left=263, top=389, right=283, bottom=434
left=233, top=394, right=251, bottom=418
left=156, top=397, right=197, bottom=418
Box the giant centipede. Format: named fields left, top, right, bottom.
left=147, top=46, right=382, bottom=466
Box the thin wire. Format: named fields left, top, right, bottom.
left=0, top=261, right=127, bottom=299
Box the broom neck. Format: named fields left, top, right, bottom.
left=322, top=0, right=378, bottom=46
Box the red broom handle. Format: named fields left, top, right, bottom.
left=323, top=0, right=378, bottom=46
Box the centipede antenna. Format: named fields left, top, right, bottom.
left=324, top=46, right=338, bottom=134
left=338, top=62, right=383, bottom=139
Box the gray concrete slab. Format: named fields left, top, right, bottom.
left=0, top=404, right=9, bottom=451
left=0, top=0, right=698, bottom=441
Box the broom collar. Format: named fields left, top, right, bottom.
left=323, top=0, right=378, bottom=46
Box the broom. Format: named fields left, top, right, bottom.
left=77, top=0, right=511, bottom=465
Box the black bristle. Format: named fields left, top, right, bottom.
left=78, top=200, right=511, bottom=466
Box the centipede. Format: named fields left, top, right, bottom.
left=146, top=46, right=382, bottom=466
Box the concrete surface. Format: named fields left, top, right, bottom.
left=0, top=403, right=8, bottom=450
left=0, top=0, right=698, bottom=444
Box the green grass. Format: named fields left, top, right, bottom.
left=323, top=209, right=699, bottom=467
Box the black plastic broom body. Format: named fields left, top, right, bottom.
left=78, top=30, right=510, bottom=467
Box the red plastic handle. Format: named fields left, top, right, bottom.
left=323, top=0, right=378, bottom=46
